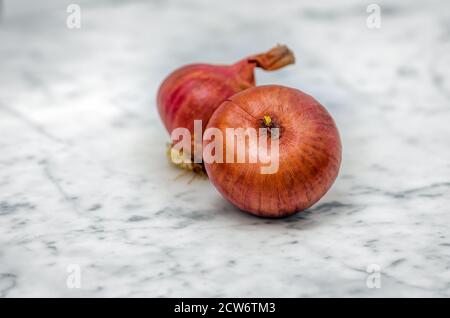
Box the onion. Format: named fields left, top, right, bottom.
left=157, top=45, right=295, bottom=141
left=203, top=85, right=342, bottom=218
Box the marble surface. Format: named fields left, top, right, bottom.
left=1, top=0, right=450, bottom=297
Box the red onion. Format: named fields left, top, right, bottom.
left=203, top=85, right=342, bottom=218
left=157, top=45, right=295, bottom=137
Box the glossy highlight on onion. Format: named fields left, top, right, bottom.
left=203, top=85, right=342, bottom=218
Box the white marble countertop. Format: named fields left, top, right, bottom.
left=1, top=0, right=450, bottom=297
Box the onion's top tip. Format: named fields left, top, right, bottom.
left=249, top=44, right=296, bottom=71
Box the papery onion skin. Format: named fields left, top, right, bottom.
left=157, top=45, right=295, bottom=136
left=203, top=85, right=342, bottom=218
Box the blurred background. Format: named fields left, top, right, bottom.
left=0, top=0, right=449, bottom=297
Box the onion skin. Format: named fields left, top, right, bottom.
left=157, top=45, right=295, bottom=136
left=204, top=85, right=342, bottom=218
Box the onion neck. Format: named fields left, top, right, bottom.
left=232, top=45, right=295, bottom=88
left=248, top=45, right=295, bottom=71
